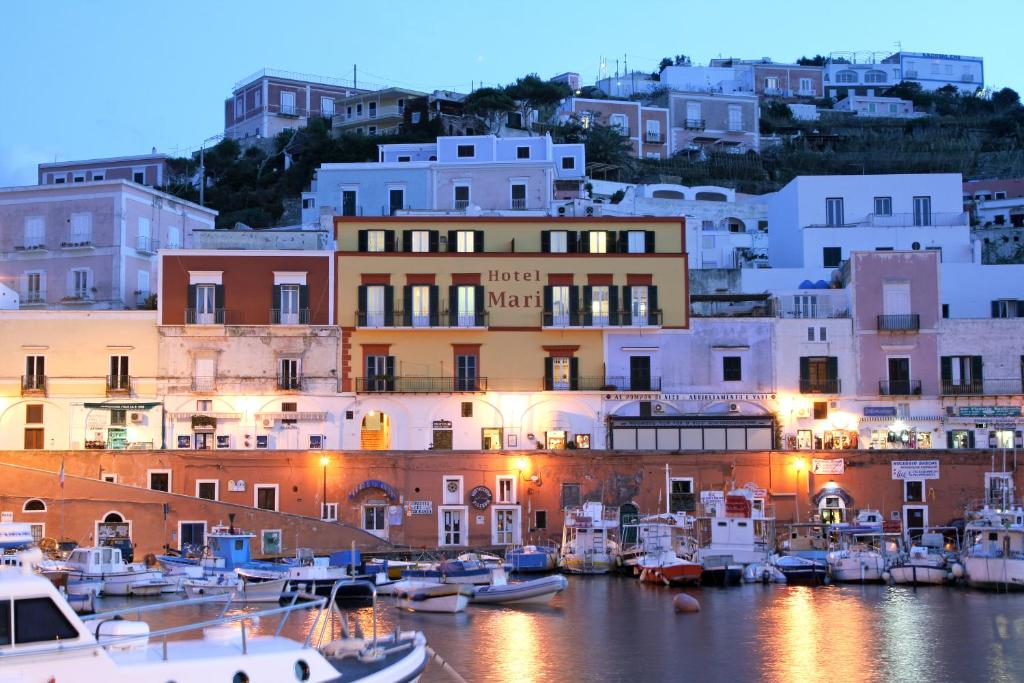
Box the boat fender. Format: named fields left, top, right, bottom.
left=673, top=593, right=700, bottom=613
left=951, top=563, right=965, bottom=579
left=881, top=571, right=892, bottom=584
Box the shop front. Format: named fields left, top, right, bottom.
left=860, top=407, right=940, bottom=450
left=81, top=402, right=162, bottom=450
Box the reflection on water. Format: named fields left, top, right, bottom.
left=97, top=578, right=1024, bottom=682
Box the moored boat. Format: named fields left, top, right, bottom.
left=62, top=546, right=167, bottom=596
left=392, top=580, right=472, bottom=613
left=506, top=545, right=558, bottom=573
left=559, top=502, right=621, bottom=575
left=471, top=574, right=568, bottom=605
left=962, top=505, right=1024, bottom=591
left=400, top=558, right=493, bottom=585
left=827, top=531, right=902, bottom=583
left=773, top=555, right=828, bottom=585
left=630, top=514, right=702, bottom=586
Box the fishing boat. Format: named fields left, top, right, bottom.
left=236, top=547, right=353, bottom=597
left=400, top=558, right=493, bottom=585
left=695, top=489, right=776, bottom=586
left=890, top=528, right=961, bottom=586
left=630, top=514, right=702, bottom=586
left=772, top=555, right=828, bottom=585
left=827, top=531, right=902, bottom=583
left=182, top=575, right=288, bottom=602
left=392, top=580, right=472, bottom=613
left=471, top=574, right=568, bottom=605
left=61, top=546, right=168, bottom=596
left=506, top=545, right=559, bottom=573
left=962, top=505, right=1024, bottom=591
left=559, top=502, right=621, bottom=574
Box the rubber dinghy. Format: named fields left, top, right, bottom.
left=471, top=574, right=568, bottom=605
left=393, top=581, right=473, bottom=613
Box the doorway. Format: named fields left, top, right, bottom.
left=481, top=428, right=503, bottom=450
left=440, top=507, right=465, bottom=546
left=629, top=356, right=652, bottom=391
left=179, top=522, right=207, bottom=552
left=432, top=430, right=453, bottom=449
left=360, top=411, right=391, bottom=450
left=620, top=503, right=639, bottom=545
left=903, top=505, right=927, bottom=542
left=818, top=494, right=846, bottom=524
left=887, top=357, right=911, bottom=395
left=194, top=432, right=213, bottom=450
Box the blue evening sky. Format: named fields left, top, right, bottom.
left=1, top=0, right=1020, bottom=185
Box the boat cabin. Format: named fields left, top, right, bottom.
left=0, top=569, right=91, bottom=652
left=66, top=547, right=128, bottom=573
left=206, top=528, right=254, bottom=570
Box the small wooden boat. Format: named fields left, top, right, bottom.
left=393, top=581, right=472, bottom=613
left=401, top=560, right=492, bottom=585
left=184, top=576, right=287, bottom=603
left=129, top=579, right=172, bottom=596
left=471, top=575, right=568, bottom=605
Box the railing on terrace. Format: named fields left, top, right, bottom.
left=192, top=376, right=215, bottom=392
left=355, top=376, right=488, bottom=393
left=541, top=310, right=663, bottom=327
left=185, top=308, right=227, bottom=325
left=21, top=375, right=46, bottom=394
left=454, top=199, right=470, bottom=210
left=355, top=309, right=489, bottom=328
left=684, top=118, right=706, bottom=130
left=511, top=198, right=527, bottom=210
left=278, top=376, right=301, bottom=391
left=136, top=236, right=159, bottom=253
left=877, top=314, right=920, bottom=332
left=20, top=290, right=46, bottom=305
left=800, top=378, right=842, bottom=394
left=270, top=308, right=311, bottom=325
left=334, top=106, right=405, bottom=124
left=879, top=379, right=922, bottom=396
left=644, top=131, right=663, bottom=143
left=774, top=300, right=851, bottom=319
left=941, top=379, right=1024, bottom=396
left=106, top=375, right=131, bottom=394
left=807, top=212, right=968, bottom=228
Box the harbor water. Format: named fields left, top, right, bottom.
left=103, top=576, right=1024, bottom=682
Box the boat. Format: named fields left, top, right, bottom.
left=67, top=577, right=103, bottom=597
left=471, top=574, right=568, bottom=605
left=962, top=504, right=1024, bottom=591
left=61, top=546, right=168, bottom=596
left=0, top=549, right=349, bottom=682
left=392, top=580, right=472, bottom=613
left=368, top=558, right=424, bottom=581
left=630, top=514, right=702, bottom=586
left=65, top=590, right=96, bottom=614
left=559, top=502, right=621, bottom=574
left=695, top=489, right=776, bottom=585
left=890, top=529, right=961, bottom=586
left=742, top=562, right=786, bottom=584
left=827, top=531, right=902, bottom=583
left=700, top=556, right=743, bottom=586
left=506, top=545, right=559, bottom=573
left=777, top=523, right=830, bottom=563
left=236, top=547, right=354, bottom=597
left=400, top=558, right=493, bottom=585
left=184, top=576, right=288, bottom=602
left=772, top=555, right=828, bottom=585
left=127, top=578, right=173, bottom=596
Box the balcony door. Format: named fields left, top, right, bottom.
left=629, top=356, right=652, bottom=391
left=366, top=286, right=385, bottom=327
left=882, top=282, right=910, bottom=316
left=195, top=284, right=216, bottom=324
left=280, top=284, right=300, bottom=324
left=109, top=355, right=129, bottom=390
left=888, top=358, right=910, bottom=394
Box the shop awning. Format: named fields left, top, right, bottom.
left=170, top=412, right=243, bottom=420
left=84, top=402, right=161, bottom=411
left=256, top=412, right=328, bottom=422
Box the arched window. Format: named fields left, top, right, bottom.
left=864, top=70, right=887, bottom=84
left=835, top=70, right=858, bottom=84
left=103, top=512, right=124, bottom=523
left=22, top=499, right=46, bottom=512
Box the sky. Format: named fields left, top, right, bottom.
left=1, top=0, right=1021, bottom=186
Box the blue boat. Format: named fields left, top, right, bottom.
left=401, top=560, right=493, bottom=585
left=506, top=545, right=558, bottom=573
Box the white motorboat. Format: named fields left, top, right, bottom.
left=67, top=577, right=103, bottom=597
left=891, top=530, right=960, bottom=586
left=184, top=576, right=288, bottom=603
left=559, top=502, right=621, bottom=574
left=392, top=580, right=472, bottom=613
left=471, top=574, right=568, bottom=605
left=962, top=506, right=1024, bottom=591
left=128, top=578, right=173, bottom=596
left=237, top=547, right=354, bottom=597
left=827, top=531, right=902, bottom=583
left=62, top=546, right=167, bottom=596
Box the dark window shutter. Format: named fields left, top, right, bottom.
left=569, top=286, right=580, bottom=326
left=617, top=232, right=628, bottom=253
left=578, top=231, right=590, bottom=253
left=474, top=230, right=485, bottom=252
left=403, top=286, right=413, bottom=326
left=621, top=286, right=633, bottom=326
left=606, top=231, right=617, bottom=252
left=448, top=285, right=458, bottom=326
left=448, top=230, right=457, bottom=252
left=429, top=230, right=440, bottom=252
left=645, top=230, right=656, bottom=253
left=972, top=356, right=983, bottom=382
left=583, top=286, right=593, bottom=326
left=383, top=286, right=394, bottom=326
left=474, top=285, right=485, bottom=326
left=940, top=356, right=952, bottom=381
left=544, top=357, right=554, bottom=391
left=272, top=285, right=281, bottom=321
left=357, top=285, right=367, bottom=325
left=541, top=230, right=551, bottom=253
left=215, top=284, right=224, bottom=310
left=384, top=230, right=396, bottom=252
left=187, top=284, right=196, bottom=318
left=358, top=230, right=368, bottom=252
left=402, top=230, right=412, bottom=252
left=567, top=231, right=578, bottom=253
left=946, top=431, right=954, bottom=448
left=826, top=356, right=838, bottom=381
left=648, top=286, right=659, bottom=325
left=968, top=431, right=975, bottom=448
left=609, top=286, right=619, bottom=326
left=799, top=357, right=810, bottom=382
left=570, top=357, right=579, bottom=390
left=1017, top=301, right=1024, bottom=317
left=543, top=285, right=553, bottom=324
left=385, top=356, right=396, bottom=391
left=299, top=285, right=309, bottom=317
left=429, top=285, right=439, bottom=326
left=991, top=300, right=999, bottom=318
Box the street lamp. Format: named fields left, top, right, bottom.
left=320, top=455, right=329, bottom=519
left=793, top=458, right=807, bottom=523
left=198, top=134, right=223, bottom=207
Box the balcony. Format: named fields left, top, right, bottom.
left=774, top=299, right=850, bottom=319
left=13, top=243, right=47, bottom=253
left=278, top=376, right=301, bottom=391
left=192, top=376, right=215, bottom=392
left=684, top=118, right=706, bottom=130
left=941, top=379, right=1024, bottom=396
left=809, top=212, right=969, bottom=229
left=270, top=308, right=311, bottom=325
left=800, top=378, right=842, bottom=394
left=541, top=310, right=663, bottom=328
left=334, top=105, right=405, bottom=124
left=879, top=379, right=922, bottom=396
left=186, top=308, right=227, bottom=325
left=877, top=314, right=920, bottom=332
left=611, top=125, right=630, bottom=136
left=61, top=293, right=95, bottom=305
left=355, top=376, right=489, bottom=393
left=454, top=199, right=470, bottom=210
left=136, top=236, right=159, bottom=254
left=20, top=290, right=46, bottom=306
left=543, top=376, right=663, bottom=392
left=21, top=375, right=46, bottom=395
left=644, top=131, right=663, bottom=143
left=511, top=198, right=527, bottom=210
left=61, top=239, right=94, bottom=251
left=106, top=375, right=131, bottom=395
left=355, top=310, right=489, bottom=328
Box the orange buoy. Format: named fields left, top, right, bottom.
left=673, top=593, right=701, bottom=613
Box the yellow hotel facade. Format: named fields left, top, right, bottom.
left=335, top=216, right=689, bottom=451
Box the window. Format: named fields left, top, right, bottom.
left=723, top=356, right=742, bottom=382
left=409, top=230, right=430, bottom=252
left=609, top=114, right=628, bottom=133
left=363, top=504, right=387, bottom=535
left=13, top=598, right=78, bottom=644
left=835, top=70, right=857, bottom=84
left=255, top=485, right=278, bottom=511
left=356, top=104, right=362, bottom=115
left=389, top=188, right=405, bottom=215
left=630, top=286, right=649, bottom=325
left=669, top=478, right=695, bottom=513
left=71, top=269, right=89, bottom=299
left=561, top=156, right=575, bottom=170
left=132, top=170, right=145, bottom=184
left=456, top=354, right=478, bottom=391
left=727, top=105, right=743, bottom=131
left=547, top=356, right=571, bottom=390
left=410, top=285, right=431, bottom=327
left=368, top=102, right=377, bottom=118
left=366, top=230, right=386, bottom=252
left=24, top=427, right=44, bottom=449
left=991, top=300, right=1023, bottom=319
left=819, top=327, right=827, bottom=341
left=166, top=227, right=181, bottom=249
left=902, top=479, right=926, bottom=503
left=948, top=430, right=974, bottom=449
left=764, top=76, right=779, bottom=91
left=455, top=230, right=475, bottom=253
left=913, top=196, right=932, bottom=226
left=822, top=247, right=842, bottom=268
left=69, top=213, right=91, bottom=243
left=941, top=355, right=982, bottom=392
left=457, top=144, right=475, bottom=158
left=497, top=476, right=515, bottom=504
left=148, top=470, right=170, bottom=492
left=865, top=70, right=887, bottom=84
left=942, top=304, right=949, bottom=319
left=550, top=285, right=571, bottom=326
left=874, top=196, right=892, bottom=216
left=442, top=476, right=464, bottom=505
left=813, top=401, right=828, bottom=419
left=25, top=357, right=45, bottom=388
left=109, top=355, right=129, bottom=390
left=341, top=189, right=357, bottom=216
left=561, top=483, right=581, bottom=509
left=517, top=146, right=530, bottom=159
left=25, top=272, right=43, bottom=303
left=799, top=77, right=813, bottom=93
left=461, top=401, right=473, bottom=417
left=196, top=480, right=218, bottom=500
left=455, top=285, right=476, bottom=327
left=511, top=183, right=526, bottom=209
left=549, top=230, right=568, bottom=253
left=137, top=271, right=150, bottom=301
left=454, top=185, right=470, bottom=209
left=535, top=510, right=547, bottom=530
left=194, top=283, right=217, bottom=323
left=590, top=286, right=610, bottom=326
left=626, top=231, right=646, bottom=253
left=588, top=231, right=608, bottom=253
left=321, top=503, right=338, bottom=522
left=825, top=198, right=844, bottom=226
left=321, top=96, right=335, bottom=117
left=397, top=155, right=411, bottom=162
left=23, top=217, right=44, bottom=249
left=234, top=97, right=243, bottom=118
left=280, top=91, right=296, bottom=115
left=279, top=358, right=300, bottom=390
left=22, top=499, right=45, bottom=512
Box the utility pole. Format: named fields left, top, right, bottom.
left=353, top=64, right=357, bottom=89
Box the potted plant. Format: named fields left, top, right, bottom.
left=191, top=414, right=217, bottom=429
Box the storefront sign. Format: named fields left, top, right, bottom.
left=604, top=393, right=777, bottom=402
left=348, top=479, right=399, bottom=502
left=408, top=501, right=433, bottom=515
left=742, top=482, right=767, bottom=498
left=957, top=406, right=1022, bottom=418
left=83, top=402, right=161, bottom=411
left=812, top=458, right=845, bottom=475
left=891, top=460, right=940, bottom=480
left=864, top=407, right=898, bottom=417
left=432, top=420, right=453, bottom=429
left=469, top=486, right=493, bottom=510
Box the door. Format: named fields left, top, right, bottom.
left=109, top=355, right=129, bottom=390
left=903, top=506, right=927, bottom=542
left=389, top=188, right=404, bottom=215
left=883, top=282, right=911, bottom=315
left=280, top=285, right=300, bottom=324
left=342, top=190, right=357, bottom=216
left=366, top=286, right=385, bottom=327
left=194, top=357, right=215, bottom=392
left=456, top=355, right=477, bottom=391
left=630, top=356, right=652, bottom=391
left=493, top=509, right=518, bottom=545
left=195, top=284, right=216, bottom=323
left=432, top=430, right=453, bottom=449
left=180, top=522, right=206, bottom=552
left=442, top=508, right=463, bottom=545
left=25, top=355, right=44, bottom=390
left=481, top=428, right=502, bottom=450
left=280, top=90, right=296, bottom=115
left=194, top=432, right=213, bottom=450
left=913, top=196, right=932, bottom=226
left=280, top=358, right=299, bottom=390
left=888, top=358, right=911, bottom=395
left=363, top=504, right=388, bottom=539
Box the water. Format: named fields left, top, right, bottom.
left=100, top=578, right=1024, bottom=682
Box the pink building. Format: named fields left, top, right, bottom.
left=38, top=153, right=170, bottom=188
left=557, top=98, right=670, bottom=160
left=0, top=181, right=216, bottom=309
left=849, top=250, right=941, bottom=399
left=752, top=63, right=822, bottom=98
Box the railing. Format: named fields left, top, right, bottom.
left=542, top=310, right=663, bottom=327
left=21, top=375, right=46, bottom=393
left=879, top=379, right=922, bottom=396
left=14, top=243, right=46, bottom=251
left=808, top=212, right=969, bottom=228
left=727, top=121, right=745, bottom=132
left=877, top=314, right=920, bottom=332
left=62, top=293, right=94, bottom=304
left=797, top=88, right=817, bottom=97
left=775, top=302, right=851, bottom=319
left=543, top=376, right=662, bottom=391
left=20, top=290, right=46, bottom=304
left=106, top=375, right=131, bottom=393
left=334, top=105, right=405, bottom=123
left=355, top=376, right=489, bottom=393
left=61, top=239, right=93, bottom=248
left=941, top=379, right=1024, bottom=396
left=136, top=236, right=159, bottom=253
left=355, top=309, right=489, bottom=328
left=800, top=378, right=842, bottom=394
left=511, top=198, right=527, bottom=210
left=278, top=376, right=301, bottom=391
left=454, top=199, right=470, bottom=210
left=192, top=376, right=215, bottom=392
left=270, top=308, right=311, bottom=324
left=186, top=308, right=226, bottom=324
left=684, top=118, right=706, bottom=130
left=644, top=131, right=663, bottom=143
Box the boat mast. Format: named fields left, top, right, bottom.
left=664, top=463, right=671, bottom=515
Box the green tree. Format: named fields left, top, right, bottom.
left=992, top=87, right=1021, bottom=110
left=505, top=74, right=571, bottom=134
left=463, top=87, right=516, bottom=133
left=796, top=55, right=827, bottom=66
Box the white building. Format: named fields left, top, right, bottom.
left=833, top=95, right=921, bottom=118
left=883, top=51, right=984, bottom=93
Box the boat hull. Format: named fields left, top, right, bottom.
left=828, top=557, right=886, bottom=583
left=964, top=558, right=1024, bottom=591
left=68, top=569, right=166, bottom=596
left=394, top=582, right=472, bottom=613
left=559, top=554, right=613, bottom=575
left=775, top=558, right=828, bottom=585
left=638, top=563, right=702, bottom=586
left=472, top=575, right=568, bottom=604
left=701, top=565, right=743, bottom=587
left=184, top=577, right=287, bottom=603
left=399, top=568, right=491, bottom=585
left=890, top=564, right=948, bottom=586
left=507, top=551, right=557, bottom=573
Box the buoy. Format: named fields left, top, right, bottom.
left=881, top=571, right=892, bottom=584
left=951, top=563, right=965, bottom=579
left=673, top=593, right=701, bottom=613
